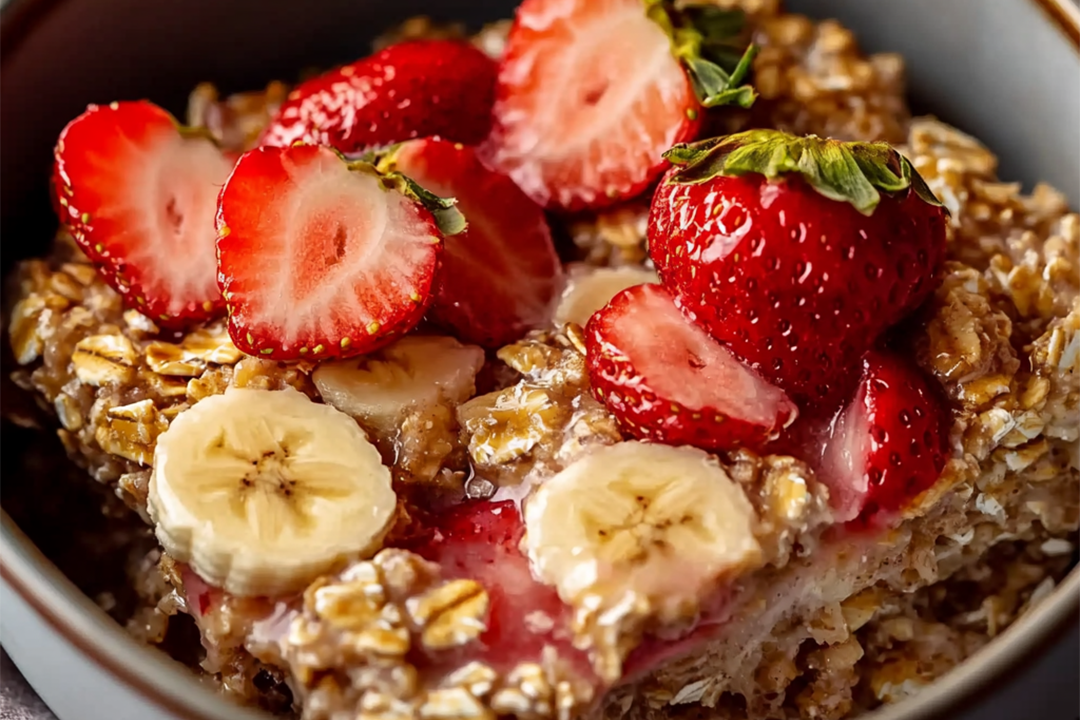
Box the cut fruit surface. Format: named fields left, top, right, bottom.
left=216, top=144, right=445, bottom=360
left=312, top=334, right=485, bottom=433
left=259, top=40, right=497, bottom=154
left=148, top=387, right=397, bottom=597
left=553, top=265, right=660, bottom=328
left=819, top=350, right=949, bottom=524
left=586, top=283, right=797, bottom=452
left=478, top=0, right=698, bottom=211
left=409, top=500, right=596, bottom=681
left=390, top=139, right=564, bottom=348
left=53, top=100, right=234, bottom=327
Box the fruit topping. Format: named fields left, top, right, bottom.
left=478, top=0, right=757, bottom=211
left=313, top=334, right=485, bottom=435
left=147, top=387, right=398, bottom=597
left=553, top=265, right=660, bottom=328
left=819, top=350, right=950, bottom=524
left=586, top=283, right=797, bottom=452
left=410, top=500, right=597, bottom=686
left=649, top=129, right=948, bottom=405
left=385, top=139, right=564, bottom=348
left=216, top=143, right=465, bottom=361
left=52, top=100, right=235, bottom=327
left=259, top=40, right=497, bottom=154
left=524, top=441, right=761, bottom=679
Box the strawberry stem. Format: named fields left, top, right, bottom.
left=663, top=129, right=945, bottom=215
left=353, top=145, right=467, bottom=237
left=646, top=1, right=759, bottom=109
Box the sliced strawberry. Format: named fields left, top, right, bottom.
left=391, top=139, right=564, bottom=348
left=408, top=500, right=596, bottom=682
left=585, top=283, right=797, bottom=452
left=819, top=350, right=950, bottom=525
left=260, top=40, right=497, bottom=154
left=216, top=144, right=452, bottom=360
left=477, top=0, right=695, bottom=211
left=53, top=101, right=234, bottom=327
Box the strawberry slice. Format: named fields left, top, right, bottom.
left=259, top=40, right=497, bottom=155
left=216, top=144, right=462, bottom=360
left=390, top=139, right=564, bottom=348
left=409, top=500, right=594, bottom=681
left=478, top=0, right=757, bottom=211
left=585, top=283, right=797, bottom=452
left=53, top=101, right=234, bottom=327
left=819, top=350, right=950, bottom=525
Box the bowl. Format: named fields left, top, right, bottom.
left=1, top=1, right=1078, bottom=719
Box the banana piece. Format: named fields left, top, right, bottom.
left=524, top=441, right=761, bottom=618
left=148, top=386, right=396, bottom=597
left=553, top=265, right=660, bottom=328
left=312, top=335, right=485, bottom=434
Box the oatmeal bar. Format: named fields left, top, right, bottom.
left=5, top=3, right=1078, bottom=720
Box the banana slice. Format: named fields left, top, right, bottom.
left=524, top=442, right=761, bottom=617
left=148, top=387, right=396, bottom=597
left=312, top=335, right=485, bottom=434
left=553, top=265, right=660, bottom=328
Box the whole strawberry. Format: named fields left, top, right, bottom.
left=648, top=129, right=948, bottom=407
left=260, top=40, right=497, bottom=154
left=479, top=0, right=758, bottom=211
left=819, top=349, right=950, bottom=526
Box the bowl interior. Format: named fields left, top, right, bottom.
left=1, top=1, right=1077, bottom=720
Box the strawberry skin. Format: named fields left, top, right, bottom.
left=216, top=144, right=448, bottom=361
left=586, top=283, right=797, bottom=452
left=53, top=101, right=234, bottom=327
left=649, top=132, right=948, bottom=406
left=820, top=350, right=950, bottom=525
left=260, top=40, right=497, bottom=154
left=391, top=139, right=564, bottom=348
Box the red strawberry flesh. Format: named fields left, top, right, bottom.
left=586, top=283, right=797, bottom=452
left=819, top=350, right=949, bottom=524
left=260, top=40, right=497, bottom=154
left=479, top=0, right=697, bottom=211
left=53, top=101, right=233, bottom=326
left=216, top=144, right=441, bottom=360
left=392, top=139, right=564, bottom=348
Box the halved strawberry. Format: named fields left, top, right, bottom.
left=259, top=40, right=497, bottom=154
left=389, top=139, right=564, bottom=348
left=478, top=0, right=757, bottom=211
left=216, top=144, right=464, bottom=360
left=53, top=101, right=234, bottom=327
left=410, top=501, right=587, bottom=670
left=585, top=283, right=797, bottom=452
left=819, top=350, right=950, bottom=525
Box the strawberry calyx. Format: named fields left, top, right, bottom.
left=663, top=129, right=945, bottom=215
left=365, top=146, right=468, bottom=237
left=645, top=2, right=759, bottom=109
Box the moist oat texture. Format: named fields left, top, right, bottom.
left=4, top=5, right=1078, bottom=720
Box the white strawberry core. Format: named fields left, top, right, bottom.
left=246, top=152, right=435, bottom=347
left=618, top=285, right=794, bottom=428
left=126, top=130, right=233, bottom=314
left=819, top=387, right=871, bottom=522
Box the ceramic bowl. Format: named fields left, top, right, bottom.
left=1, top=1, right=1078, bottom=719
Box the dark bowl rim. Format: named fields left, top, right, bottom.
left=0, top=1, right=1078, bottom=719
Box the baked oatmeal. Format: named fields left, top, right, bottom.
left=4, top=1, right=1077, bottom=720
